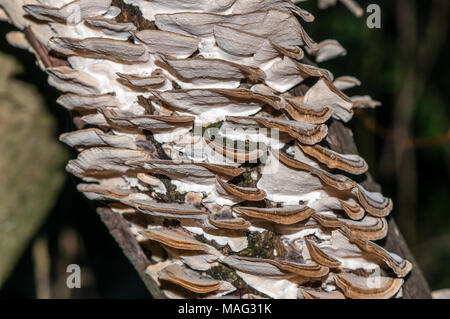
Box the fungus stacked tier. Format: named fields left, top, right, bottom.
left=0, top=0, right=411, bottom=299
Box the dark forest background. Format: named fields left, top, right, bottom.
left=0, top=0, right=448, bottom=298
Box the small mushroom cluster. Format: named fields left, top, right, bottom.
left=1, top=0, right=410, bottom=299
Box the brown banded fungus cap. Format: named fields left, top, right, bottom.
left=1, top=0, right=410, bottom=299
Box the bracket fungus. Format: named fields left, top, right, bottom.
left=0, top=0, right=411, bottom=299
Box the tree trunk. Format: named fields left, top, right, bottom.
left=0, top=52, right=67, bottom=285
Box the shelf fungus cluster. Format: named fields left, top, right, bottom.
left=1, top=0, right=410, bottom=299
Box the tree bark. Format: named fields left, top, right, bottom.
left=97, top=207, right=167, bottom=299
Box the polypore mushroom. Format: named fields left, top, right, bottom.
left=0, top=0, right=411, bottom=299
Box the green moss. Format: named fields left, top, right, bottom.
left=199, top=121, right=224, bottom=137
left=206, top=264, right=270, bottom=298
left=207, top=264, right=242, bottom=285
left=234, top=168, right=259, bottom=188
left=159, top=177, right=186, bottom=202
left=236, top=231, right=276, bottom=259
